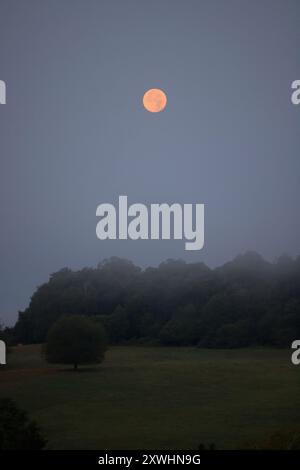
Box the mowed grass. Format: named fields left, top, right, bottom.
left=0, top=345, right=299, bottom=449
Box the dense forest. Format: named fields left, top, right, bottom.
left=13, top=251, right=300, bottom=348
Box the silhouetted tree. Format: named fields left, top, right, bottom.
left=45, top=315, right=107, bottom=370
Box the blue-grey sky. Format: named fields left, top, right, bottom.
left=0, top=0, right=300, bottom=325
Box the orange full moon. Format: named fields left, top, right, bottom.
left=143, top=88, right=167, bottom=113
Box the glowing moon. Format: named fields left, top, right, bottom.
left=143, top=88, right=167, bottom=113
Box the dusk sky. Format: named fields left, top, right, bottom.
left=0, top=0, right=300, bottom=324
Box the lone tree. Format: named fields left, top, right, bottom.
left=0, top=398, right=46, bottom=450
left=45, top=315, right=107, bottom=370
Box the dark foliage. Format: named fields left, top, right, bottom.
left=45, top=315, right=107, bottom=370
left=0, top=398, right=46, bottom=450
left=0, top=324, right=16, bottom=347
left=14, top=252, right=300, bottom=348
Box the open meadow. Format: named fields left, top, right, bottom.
left=0, top=345, right=299, bottom=449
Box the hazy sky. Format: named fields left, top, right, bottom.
left=0, top=0, right=300, bottom=325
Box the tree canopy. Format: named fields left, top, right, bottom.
left=45, top=315, right=107, bottom=370
left=14, top=252, right=300, bottom=348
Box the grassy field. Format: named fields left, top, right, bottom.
left=0, top=345, right=299, bottom=449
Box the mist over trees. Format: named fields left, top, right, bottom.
left=14, top=252, right=300, bottom=348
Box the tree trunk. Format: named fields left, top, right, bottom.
left=74, top=363, right=78, bottom=371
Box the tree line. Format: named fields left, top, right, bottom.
left=13, top=251, right=300, bottom=348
